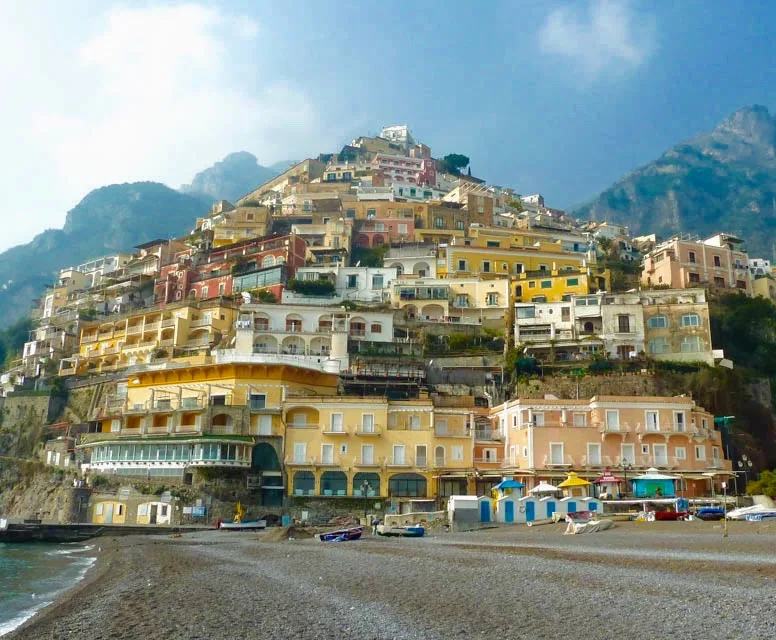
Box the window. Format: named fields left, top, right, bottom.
left=486, top=293, right=499, bottom=306
left=321, top=443, right=334, bottom=464
left=540, top=280, right=552, bottom=289
left=688, top=251, right=696, bottom=263
left=482, top=261, right=491, bottom=273
left=714, top=276, right=725, bottom=287
left=367, top=208, right=376, bottom=217
left=346, top=209, right=355, bottom=218
left=435, top=217, right=444, bottom=228
left=370, top=323, right=382, bottom=334
left=531, top=412, right=545, bottom=427
left=392, top=445, right=406, bottom=465
left=586, top=443, right=601, bottom=465
left=398, top=223, right=408, bottom=234
left=539, top=264, right=548, bottom=272
left=531, top=295, right=547, bottom=303
left=561, top=307, right=570, bottom=321
left=680, top=336, right=702, bottom=352
left=486, top=241, right=500, bottom=247
left=249, top=394, right=266, bottom=410
left=455, top=295, right=468, bottom=307
left=451, top=445, right=464, bottom=461
left=689, top=273, right=700, bottom=283
left=566, top=278, right=579, bottom=286
left=713, top=255, right=721, bottom=267
left=457, top=259, right=468, bottom=271
left=293, top=443, right=307, bottom=464
left=736, top=280, right=747, bottom=289
left=712, top=446, right=720, bottom=461
left=516, top=306, right=536, bottom=319
left=514, top=263, right=524, bottom=274
left=645, top=411, right=659, bottom=431
left=694, top=445, right=706, bottom=461
left=674, top=412, right=685, bottom=432
left=257, top=415, right=271, bottom=435
left=675, top=447, right=686, bottom=460
left=409, top=415, right=421, bottom=430
left=573, top=413, right=587, bottom=427
left=218, top=282, right=226, bottom=296
left=371, top=275, right=384, bottom=290
left=347, top=274, right=358, bottom=289
left=456, top=221, right=464, bottom=230
left=648, top=314, right=668, bottom=329
left=679, top=313, right=701, bottom=328
left=416, top=445, right=427, bottom=467
left=549, top=443, right=564, bottom=465
left=361, top=444, right=374, bottom=465
left=649, top=338, right=670, bottom=354
left=606, top=410, right=620, bottom=431
left=617, top=315, right=631, bottom=333
left=621, top=443, right=635, bottom=465
left=330, top=413, right=344, bottom=433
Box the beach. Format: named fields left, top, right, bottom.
left=10, top=521, right=776, bottom=640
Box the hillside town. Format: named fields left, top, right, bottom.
left=7, top=123, right=771, bottom=525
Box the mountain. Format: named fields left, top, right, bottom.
left=180, top=151, right=292, bottom=202
left=0, top=183, right=211, bottom=329
left=575, top=105, right=776, bottom=258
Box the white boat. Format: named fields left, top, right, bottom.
left=219, top=519, right=267, bottom=531
left=726, top=505, right=776, bottom=521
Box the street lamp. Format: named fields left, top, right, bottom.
left=361, top=480, right=371, bottom=519
left=737, top=455, right=753, bottom=493
left=619, top=461, right=633, bottom=498
left=722, top=481, right=728, bottom=537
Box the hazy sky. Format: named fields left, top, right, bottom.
left=2, top=0, right=776, bottom=253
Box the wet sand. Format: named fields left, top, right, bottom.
left=10, top=521, right=776, bottom=640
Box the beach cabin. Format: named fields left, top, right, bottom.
left=631, top=468, right=678, bottom=498
left=136, top=501, right=172, bottom=525
left=448, top=495, right=480, bottom=530
left=92, top=500, right=127, bottom=524
left=530, top=482, right=563, bottom=519
left=477, top=495, right=494, bottom=523
left=593, top=472, right=623, bottom=499
left=492, top=479, right=526, bottom=524
left=558, top=472, right=592, bottom=516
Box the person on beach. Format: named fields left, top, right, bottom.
left=372, top=518, right=380, bottom=535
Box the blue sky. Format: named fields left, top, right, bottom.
left=2, top=0, right=776, bottom=252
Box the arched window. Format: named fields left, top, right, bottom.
left=262, top=255, right=276, bottom=268
left=679, top=313, right=701, bottom=328
left=275, top=256, right=284, bottom=265
left=647, top=314, right=668, bottom=329
left=293, top=471, right=314, bottom=496
left=434, top=445, right=445, bottom=466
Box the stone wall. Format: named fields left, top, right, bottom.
left=514, top=372, right=685, bottom=400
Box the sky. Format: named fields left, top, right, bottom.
left=2, top=0, right=776, bottom=252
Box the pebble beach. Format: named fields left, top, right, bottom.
left=10, top=521, right=776, bottom=640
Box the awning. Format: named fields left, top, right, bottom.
left=558, top=472, right=591, bottom=488
left=494, top=479, right=525, bottom=490
left=594, top=475, right=623, bottom=484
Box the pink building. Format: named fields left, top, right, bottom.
left=642, top=233, right=751, bottom=293
left=354, top=217, right=415, bottom=248
left=491, top=395, right=732, bottom=498
left=371, top=148, right=437, bottom=187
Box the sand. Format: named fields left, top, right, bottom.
left=10, top=520, right=776, bottom=640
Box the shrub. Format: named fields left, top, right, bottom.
left=286, top=278, right=336, bottom=296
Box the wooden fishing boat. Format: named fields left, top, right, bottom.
left=376, top=524, right=425, bottom=538
left=317, top=526, right=364, bottom=542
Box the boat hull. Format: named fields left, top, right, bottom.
left=219, top=520, right=267, bottom=531
left=318, top=526, right=364, bottom=542
left=377, top=525, right=425, bottom=538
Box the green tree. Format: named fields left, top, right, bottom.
left=436, top=153, right=470, bottom=176
left=747, top=469, right=776, bottom=497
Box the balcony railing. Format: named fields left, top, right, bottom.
left=387, top=455, right=414, bottom=468
left=143, top=322, right=161, bottom=332
left=287, top=423, right=319, bottom=429
left=474, top=430, right=503, bottom=441
left=353, top=456, right=383, bottom=468
left=354, top=425, right=383, bottom=436
left=543, top=454, right=575, bottom=467
left=126, top=326, right=143, bottom=335
left=434, top=426, right=470, bottom=438
left=285, top=456, right=315, bottom=466
left=474, top=455, right=504, bottom=464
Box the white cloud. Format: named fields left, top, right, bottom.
left=27, top=4, right=333, bottom=222
left=538, top=0, right=655, bottom=81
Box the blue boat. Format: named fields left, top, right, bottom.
left=377, top=525, right=425, bottom=538
left=317, top=526, right=364, bottom=542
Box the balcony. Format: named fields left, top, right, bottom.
left=143, top=322, right=161, bottom=332
left=474, top=430, right=503, bottom=441
left=354, top=425, right=383, bottom=436
left=287, top=423, right=319, bottom=429
left=353, top=457, right=383, bottom=468
left=285, top=456, right=316, bottom=467
left=474, top=455, right=504, bottom=464
left=190, top=317, right=213, bottom=328
left=161, top=318, right=176, bottom=328
left=146, top=425, right=171, bottom=435
left=322, top=427, right=349, bottom=435
left=543, top=454, right=575, bottom=467
left=81, top=335, right=98, bottom=343
left=126, top=326, right=143, bottom=335
left=387, top=456, right=414, bottom=468
left=434, top=426, right=470, bottom=438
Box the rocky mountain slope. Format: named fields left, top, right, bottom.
left=180, top=151, right=291, bottom=202
left=575, top=105, right=776, bottom=257
left=0, top=183, right=211, bottom=328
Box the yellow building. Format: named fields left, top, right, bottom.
left=392, top=277, right=511, bottom=330
left=438, top=243, right=589, bottom=279
left=66, top=301, right=238, bottom=376
left=282, top=396, right=477, bottom=504
left=513, top=268, right=610, bottom=303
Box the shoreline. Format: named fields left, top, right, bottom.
left=6, top=538, right=114, bottom=639
left=8, top=523, right=776, bottom=639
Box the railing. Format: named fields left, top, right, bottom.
left=146, top=425, right=171, bottom=434
left=126, top=326, right=143, bottom=335
left=287, top=423, right=319, bottom=429
left=211, top=425, right=237, bottom=435
left=143, top=322, right=161, bottom=332
left=59, top=366, right=77, bottom=376
left=161, top=318, right=176, bottom=328
left=543, top=454, right=575, bottom=467
left=353, top=457, right=383, bottom=467
left=285, top=456, right=316, bottom=466
left=474, top=455, right=504, bottom=464
left=474, top=430, right=503, bottom=441
left=190, top=318, right=212, bottom=328
left=159, top=339, right=175, bottom=347
left=387, top=455, right=414, bottom=467
left=354, top=425, right=383, bottom=436
left=387, top=424, right=425, bottom=431
left=322, top=426, right=348, bottom=435
left=185, top=338, right=213, bottom=348
left=434, top=426, right=470, bottom=437
left=81, top=335, right=98, bottom=343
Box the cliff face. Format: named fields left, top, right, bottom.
left=574, top=105, right=776, bottom=258
left=180, top=151, right=288, bottom=202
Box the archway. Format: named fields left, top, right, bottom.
left=353, top=472, right=380, bottom=496
left=320, top=471, right=347, bottom=496
left=389, top=473, right=427, bottom=497
left=252, top=442, right=283, bottom=507
left=293, top=471, right=314, bottom=496
left=211, top=414, right=234, bottom=434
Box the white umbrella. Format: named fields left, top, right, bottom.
left=530, top=482, right=560, bottom=494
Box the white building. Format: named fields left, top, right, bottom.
left=383, top=245, right=438, bottom=279
left=285, top=266, right=397, bottom=305
left=69, top=253, right=134, bottom=289
left=232, top=303, right=395, bottom=372
left=379, top=125, right=416, bottom=150
left=515, top=292, right=646, bottom=361
left=750, top=258, right=771, bottom=277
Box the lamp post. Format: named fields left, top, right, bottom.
left=737, top=455, right=753, bottom=494
left=722, top=481, right=728, bottom=537
left=361, top=480, right=371, bottom=520
left=619, top=461, right=633, bottom=498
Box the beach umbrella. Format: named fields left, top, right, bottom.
left=529, top=482, right=561, bottom=494
left=557, top=472, right=592, bottom=488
